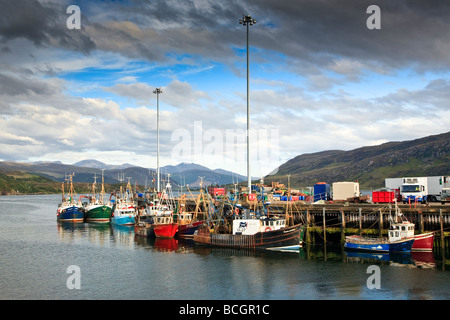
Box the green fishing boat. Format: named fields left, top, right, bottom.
left=85, top=170, right=114, bottom=223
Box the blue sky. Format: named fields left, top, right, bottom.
left=1, top=0, right=449, bottom=179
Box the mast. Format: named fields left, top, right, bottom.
left=101, top=169, right=105, bottom=204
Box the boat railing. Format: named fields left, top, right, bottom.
left=345, top=235, right=388, bottom=244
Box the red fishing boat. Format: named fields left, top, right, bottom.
left=412, top=232, right=434, bottom=252
left=153, top=214, right=178, bottom=238
left=390, top=201, right=434, bottom=252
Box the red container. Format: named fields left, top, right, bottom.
left=372, top=191, right=395, bottom=203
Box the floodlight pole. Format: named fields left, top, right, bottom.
left=153, top=88, right=163, bottom=193
left=239, top=14, right=256, bottom=193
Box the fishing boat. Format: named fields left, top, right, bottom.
left=84, top=171, right=114, bottom=223
left=389, top=199, right=434, bottom=252
left=389, top=221, right=434, bottom=252
left=412, top=232, right=434, bottom=252
left=111, top=178, right=136, bottom=226
left=152, top=175, right=178, bottom=238
left=153, top=214, right=178, bottom=238
left=56, top=173, right=84, bottom=223
left=134, top=197, right=163, bottom=238
left=176, top=189, right=207, bottom=239
left=344, top=199, right=433, bottom=253
left=194, top=213, right=304, bottom=252
left=177, top=212, right=205, bottom=238
left=344, top=234, right=415, bottom=253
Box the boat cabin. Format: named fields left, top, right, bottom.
left=147, top=203, right=172, bottom=216
left=178, top=213, right=193, bottom=225
left=388, top=221, right=415, bottom=243
left=232, top=216, right=286, bottom=235
left=116, top=206, right=135, bottom=216
left=155, top=215, right=173, bottom=225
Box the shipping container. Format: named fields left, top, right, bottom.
left=372, top=190, right=400, bottom=203
left=314, top=182, right=330, bottom=202
left=332, top=182, right=360, bottom=201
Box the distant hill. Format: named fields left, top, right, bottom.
left=265, top=131, right=450, bottom=189
left=0, top=160, right=248, bottom=193
left=160, top=163, right=248, bottom=187
left=3, top=131, right=447, bottom=194
left=73, top=159, right=136, bottom=170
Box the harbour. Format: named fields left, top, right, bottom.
left=1, top=193, right=450, bottom=301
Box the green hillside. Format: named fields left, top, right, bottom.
left=265, top=131, right=450, bottom=189
left=0, top=172, right=61, bottom=195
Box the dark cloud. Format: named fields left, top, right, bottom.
left=247, top=0, right=450, bottom=72
left=0, top=0, right=95, bottom=53
left=72, top=0, right=450, bottom=75
left=4, top=0, right=450, bottom=73
left=0, top=73, right=54, bottom=96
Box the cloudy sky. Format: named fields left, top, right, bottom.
left=1, top=0, right=449, bottom=178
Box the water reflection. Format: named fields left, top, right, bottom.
left=305, top=244, right=436, bottom=269
left=56, top=220, right=442, bottom=270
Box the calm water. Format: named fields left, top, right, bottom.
left=1, top=194, right=450, bottom=300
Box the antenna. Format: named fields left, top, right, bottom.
left=117, top=171, right=124, bottom=183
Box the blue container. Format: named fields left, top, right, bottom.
left=314, top=183, right=330, bottom=202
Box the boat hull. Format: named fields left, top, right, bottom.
left=85, top=205, right=112, bottom=223
left=154, top=223, right=178, bottom=238
left=344, top=236, right=415, bottom=253
left=177, top=220, right=205, bottom=238
left=412, top=232, right=434, bottom=252
left=134, top=222, right=155, bottom=238
left=193, top=224, right=304, bottom=251
left=57, top=205, right=84, bottom=223
left=112, top=214, right=135, bottom=225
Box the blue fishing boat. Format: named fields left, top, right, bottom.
left=57, top=173, right=84, bottom=223
left=111, top=179, right=136, bottom=226
left=344, top=235, right=414, bottom=253
left=57, top=204, right=84, bottom=222
left=344, top=200, right=416, bottom=253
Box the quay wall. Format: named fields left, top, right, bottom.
left=181, top=198, right=450, bottom=246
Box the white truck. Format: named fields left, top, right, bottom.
left=385, top=176, right=450, bottom=204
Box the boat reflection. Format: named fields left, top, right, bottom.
left=344, top=250, right=435, bottom=268
left=56, top=221, right=436, bottom=269
left=134, top=235, right=195, bottom=253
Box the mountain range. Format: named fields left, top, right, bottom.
left=0, top=160, right=247, bottom=189
left=0, top=131, right=449, bottom=192
left=264, top=131, right=450, bottom=188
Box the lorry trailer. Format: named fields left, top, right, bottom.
left=385, top=176, right=450, bottom=203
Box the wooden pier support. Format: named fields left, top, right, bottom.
left=359, top=207, right=362, bottom=236
left=441, top=209, right=445, bottom=252
left=379, top=209, right=383, bottom=238
left=322, top=207, right=326, bottom=244
left=340, top=209, right=345, bottom=243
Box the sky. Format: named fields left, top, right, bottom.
left=1, top=0, right=450, bottom=178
